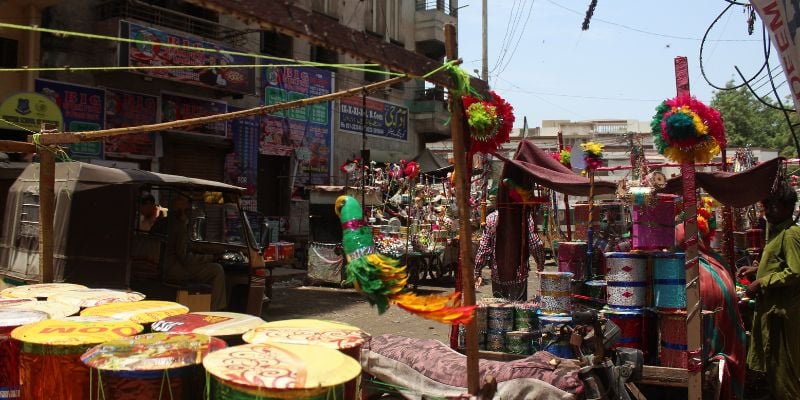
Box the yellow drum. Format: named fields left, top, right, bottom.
left=80, top=300, right=189, bottom=326
left=48, top=288, right=145, bottom=308
left=203, top=342, right=361, bottom=399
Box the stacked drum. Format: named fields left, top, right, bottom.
left=459, top=298, right=539, bottom=356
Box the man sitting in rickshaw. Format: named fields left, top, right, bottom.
left=154, top=195, right=227, bottom=310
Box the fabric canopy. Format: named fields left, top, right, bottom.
left=493, top=140, right=617, bottom=197
left=660, top=157, right=783, bottom=208
left=492, top=140, right=616, bottom=299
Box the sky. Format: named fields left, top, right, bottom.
left=457, top=0, right=791, bottom=129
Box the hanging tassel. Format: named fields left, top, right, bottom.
left=582, top=0, right=598, bottom=31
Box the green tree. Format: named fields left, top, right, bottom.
left=710, top=80, right=798, bottom=157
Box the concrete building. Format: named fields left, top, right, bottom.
left=0, top=0, right=457, bottom=230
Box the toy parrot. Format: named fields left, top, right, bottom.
left=502, top=178, right=536, bottom=203
left=335, top=195, right=475, bottom=325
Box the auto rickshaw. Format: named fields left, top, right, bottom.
left=0, top=161, right=267, bottom=316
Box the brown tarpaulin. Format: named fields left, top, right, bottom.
left=660, top=157, right=784, bottom=208
left=492, top=140, right=617, bottom=299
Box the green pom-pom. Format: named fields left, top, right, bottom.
left=664, top=113, right=697, bottom=141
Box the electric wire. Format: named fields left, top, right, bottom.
left=495, top=0, right=535, bottom=76
left=491, top=0, right=525, bottom=74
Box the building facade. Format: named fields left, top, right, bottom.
left=0, top=0, right=457, bottom=237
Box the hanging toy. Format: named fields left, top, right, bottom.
left=462, top=91, right=515, bottom=154
left=404, top=161, right=420, bottom=180
left=651, top=94, right=726, bottom=163
left=335, top=196, right=475, bottom=324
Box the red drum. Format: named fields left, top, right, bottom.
left=558, top=242, right=588, bottom=281
left=632, top=194, right=676, bottom=251
left=602, top=307, right=651, bottom=356
left=658, top=311, right=687, bottom=368
left=746, top=228, right=765, bottom=251
left=573, top=203, right=600, bottom=241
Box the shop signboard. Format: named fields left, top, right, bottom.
left=119, top=21, right=256, bottom=95
left=35, top=79, right=105, bottom=159
left=225, top=106, right=258, bottom=212
left=339, top=96, right=408, bottom=141
left=105, top=89, right=158, bottom=157
left=160, top=92, right=227, bottom=136
left=0, top=92, right=63, bottom=133
left=261, top=62, right=332, bottom=185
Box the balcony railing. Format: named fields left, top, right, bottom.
left=97, top=0, right=248, bottom=47
left=415, top=0, right=458, bottom=16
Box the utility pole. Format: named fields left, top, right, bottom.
left=482, top=0, right=488, bottom=83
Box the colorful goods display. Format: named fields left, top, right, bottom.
left=0, top=283, right=87, bottom=299
left=81, top=332, right=226, bottom=399
left=475, top=304, right=488, bottom=332
left=0, top=310, right=49, bottom=399
left=651, top=94, right=726, bottom=164
left=457, top=324, right=486, bottom=351
left=538, top=272, right=573, bottom=314
left=203, top=343, right=361, bottom=399
left=486, top=304, right=514, bottom=331
left=605, top=253, right=648, bottom=309
left=581, top=141, right=605, bottom=171
left=242, top=319, right=369, bottom=400
left=632, top=194, right=676, bottom=251
left=335, top=195, right=474, bottom=325
left=11, top=318, right=143, bottom=399
left=653, top=252, right=687, bottom=311
left=1, top=300, right=80, bottom=319
left=505, top=331, right=534, bottom=355
left=151, top=312, right=265, bottom=345
left=48, top=289, right=145, bottom=308
left=538, top=314, right=574, bottom=359
left=80, top=300, right=189, bottom=326
left=557, top=242, right=588, bottom=281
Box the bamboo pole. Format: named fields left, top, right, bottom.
left=35, top=75, right=408, bottom=145
left=444, top=24, right=479, bottom=396
left=675, top=55, right=702, bottom=400
left=39, top=147, right=55, bottom=283
left=0, top=140, right=36, bottom=153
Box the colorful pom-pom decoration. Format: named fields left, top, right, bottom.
left=581, top=141, right=604, bottom=171
left=651, top=94, right=726, bottom=163
left=462, top=91, right=514, bottom=154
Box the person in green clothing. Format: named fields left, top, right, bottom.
left=740, top=181, right=800, bottom=399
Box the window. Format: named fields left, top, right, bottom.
left=190, top=193, right=247, bottom=246
left=0, top=37, right=18, bottom=69
left=261, top=31, right=294, bottom=59
left=16, top=188, right=39, bottom=250
left=311, top=45, right=338, bottom=73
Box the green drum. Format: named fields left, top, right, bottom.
left=513, top=303, right=538, bottom=332
left=505, top=331, right=533, bottom=355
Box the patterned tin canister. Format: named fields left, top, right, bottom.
left=486, top=330, right=505, bottom=352
left=487, top=304, right=514, bottom=331
left=538, top=272, right=573, bottom=314
left=513, top=303, right=538, bottom=332
left=653, top=252, right=686, bottom=311
left=505, top=331, right=533, bottom=355
left=605, top=253, right=648, bottom=309
left=601, top=307, right=649, bottom=353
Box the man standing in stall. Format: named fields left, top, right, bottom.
left=742, top=181, right=800, bottom=399
left=474, top=199, right=546, bottom=300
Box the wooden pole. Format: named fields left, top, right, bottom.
left=444, top=23, right=479, bottom=396
left=39, top=146, right=55, bottom=283
left=675, top=55, right=702, bottom=400
left=558, top=130, right=572, bottom=241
